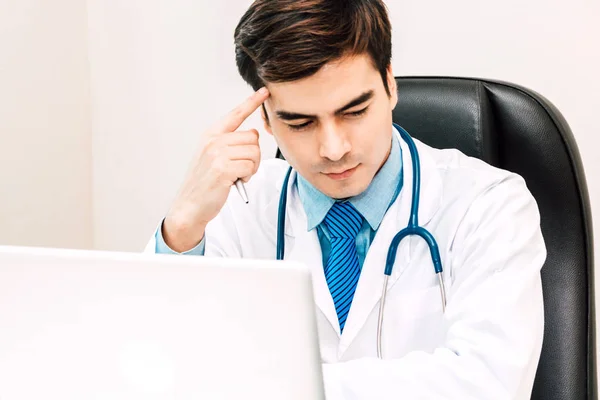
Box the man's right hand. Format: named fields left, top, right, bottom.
left=162, top=87, right=270, bottom=253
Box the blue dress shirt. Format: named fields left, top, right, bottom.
left=155, top=129, right=403, bottom=263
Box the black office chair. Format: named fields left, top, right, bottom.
left=276, top=77, right=596, bottom=399
left=390, top=77, right=595, bottom=400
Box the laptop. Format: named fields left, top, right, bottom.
left=0, top=246, right=325, bottom=400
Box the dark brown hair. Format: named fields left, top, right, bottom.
left=234, top=0, right=393, bottom=95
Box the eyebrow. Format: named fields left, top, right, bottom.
left=275, top=90, right=375, bottom=121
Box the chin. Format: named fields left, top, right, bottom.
left=318, top=176, right=371, bottom=200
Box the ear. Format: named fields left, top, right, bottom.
left=261, top=104, right=273, bottom=135
left=386, top=64, right=398, bottom=110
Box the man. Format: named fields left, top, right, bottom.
left=146, top=0, right=545, bottom=398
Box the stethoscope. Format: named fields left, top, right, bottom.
left=276, top=123, right=446, bottom=359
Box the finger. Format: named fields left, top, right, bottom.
left=218, top=87, right=270, bottom=133
left=229, top=147, right=261, bottom=179
left=227, top=145, right=261, bottom=162
left=221, top=129, right=259, bottom=146
left=226, top=160, right=256, bottom=184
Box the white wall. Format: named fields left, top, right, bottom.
left=0, top=0, right=92, bottom=249
left=4, top=0, right=596, bottom=256
left=87, top=0, right=271, bottom=251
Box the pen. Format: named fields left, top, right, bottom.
left=234, top=179, right=249, bottom=203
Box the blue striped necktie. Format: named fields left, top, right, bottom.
left=323, top=202, right=363, bottom=333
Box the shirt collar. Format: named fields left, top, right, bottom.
left=297, top=126, right=402, bottom=231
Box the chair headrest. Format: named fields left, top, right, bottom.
left=393, top=78, right=499, bottom=164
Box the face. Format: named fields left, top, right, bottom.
left=262, top=54, right=398, bottom=199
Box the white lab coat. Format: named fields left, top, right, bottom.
left=145, top=135, right=545, bottom=400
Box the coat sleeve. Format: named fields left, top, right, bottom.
left=143, top=199, right=243, bottom=258
left=322, top=175, right=546, bottom=400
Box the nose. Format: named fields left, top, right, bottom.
left=318, top=121, right=351, bottom=161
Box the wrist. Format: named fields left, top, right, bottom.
left=162, top=213, right=207, bottom=253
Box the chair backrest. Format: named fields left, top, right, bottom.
left=392, top=77, right=595, bottom=399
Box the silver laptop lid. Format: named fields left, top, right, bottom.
left=0, top=246, right=324, bottom=400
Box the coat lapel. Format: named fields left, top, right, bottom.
left=339, top=136, right=443, bottom=353
left=282, top=171, right=341, bottom=338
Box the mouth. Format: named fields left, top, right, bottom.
left=323, top=165, right=359, bottom=181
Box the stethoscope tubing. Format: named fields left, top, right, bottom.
left=275, top=124, right=447, bottom=358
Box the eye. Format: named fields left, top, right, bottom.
left=288, top=121, right=313, bottom=131
left=346, top=107, right=369, bottom=118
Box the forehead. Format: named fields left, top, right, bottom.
left=265, top=54, right=382, bottom=115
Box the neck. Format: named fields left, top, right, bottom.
left=376, top=136, right=393, bottom=174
